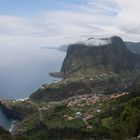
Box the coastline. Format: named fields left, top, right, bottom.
left=0, top=99, right=24, bottom=120
left=9, top=120, right=20, bottom=136
left=0, top=99, right=25, bottom=135
left=15, top=97, right=29, bottom=102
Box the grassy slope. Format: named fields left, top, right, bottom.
left=8, top=87, right=140, bottom=140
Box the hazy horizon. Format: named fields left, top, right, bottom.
left=0, top=47, right=65, bottom=99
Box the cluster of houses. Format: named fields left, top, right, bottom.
left=110, top=92, right=129, bottom=99
left=63, top=94, right=104, bottom=128
left=64, top=92, right=130, bottom=129
left=67, top=94, right=101, bottom=108
left=7, top=91, right=130, bottom=130
left=66, top=92, right=130, bottom=108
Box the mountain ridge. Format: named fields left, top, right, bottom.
left=58, top=38, right=140, bottom=54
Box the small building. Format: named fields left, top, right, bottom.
left=97, top=109, right=101, bottom=113
left=87, top=125, right=93, bottom=129
left=40, top=86, right=45, bottom=90
left=75, top=112, right=82, bottom=118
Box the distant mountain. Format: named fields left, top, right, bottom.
left=41, top=45, right=68, bottom=52
left=41, top=46, right=58, bottom=50
left=58, top=45, right=69, bottom=52
left=125, top=42, right=140, bottom=54
left=57, top=40, right=140, bottom=55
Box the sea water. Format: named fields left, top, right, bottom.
left=0, top=46, right=66, bottom=129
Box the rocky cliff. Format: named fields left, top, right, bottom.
left=0, top=100, right=24, bottom=120
left=61, top=36, right=140, bottom=78
left=30, top=36, right=140, bottom=101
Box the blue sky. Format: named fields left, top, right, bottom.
left=0, top=0, right=86, bottom=16
left=0, top=0, right=139, bottom=47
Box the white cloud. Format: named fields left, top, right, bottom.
left=115, top=0, right=140, bottom=36
left=0, top=0, right=140, bottom=48
left=78, top=38, right=111, bottom=46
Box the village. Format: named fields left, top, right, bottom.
left=58, top=92, right=130, bottom=128
left=0, top=91, right=130, bottom=131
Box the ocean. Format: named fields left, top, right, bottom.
left=0, top=46, right=66, bottom=130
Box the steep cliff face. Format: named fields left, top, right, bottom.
left=30, top=36, right=140, bottom=101
left=61, top=36, right=140, bottom=78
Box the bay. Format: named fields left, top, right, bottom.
left=0, top=46, right=66, bottom=129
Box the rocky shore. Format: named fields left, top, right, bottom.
left=9, top=120, right=21, bottom=136
left=0, top=100, right=23, bottom=120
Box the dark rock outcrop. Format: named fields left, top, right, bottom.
left=61, top=36, right=140, bottom=78
left=0, top=101, right=23, bottom=120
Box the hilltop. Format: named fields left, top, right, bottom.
left=57, top=40, right=140, bottom=54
